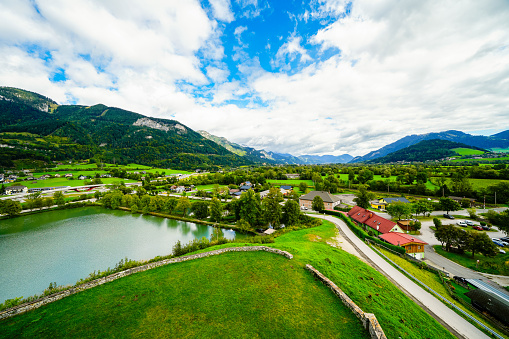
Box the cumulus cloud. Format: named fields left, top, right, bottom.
left=1, top=0, right=509, bottom=158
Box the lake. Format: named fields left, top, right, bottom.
left=0, top=207, right=246, bottom=303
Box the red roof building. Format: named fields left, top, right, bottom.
left=379, top=232, right=428, bottom=260
left=347, top=206, right=403, bottom=235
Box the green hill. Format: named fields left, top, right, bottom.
left=368, top=139, right=486, bottom=163
left=0, top=87, right=250, bottom=170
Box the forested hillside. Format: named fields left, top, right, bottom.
left=0, top=87, right=249, bottom=170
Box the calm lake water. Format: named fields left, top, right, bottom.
left=0, top=207, right=246, bottom=303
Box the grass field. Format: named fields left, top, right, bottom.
left=50, top=163, right=192, bottom=175
left=6, top=177, right=137, bottom=189
left=452, top=148, right=485, bottom=156
left=439, top=178, right=509, bottom=190
left=433, top=245, right=509, bottom=276
left=451, top=156, right=509, bottom=163
left=489, top=148, right=509, bottom=153
left=0, top=251, right=369, bottom=339
left=266, top=179, right=315, bottom=188
left=0, top=220, right=454, bottom=339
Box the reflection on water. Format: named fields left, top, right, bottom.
left=0, top=207, right=246, bottom=303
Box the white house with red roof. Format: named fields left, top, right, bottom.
left=347, top=206, right=403, bottom=236
left=379, top=232, right=428, bottom=260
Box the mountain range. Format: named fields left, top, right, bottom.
left=350, top=130, right=509, bottom=163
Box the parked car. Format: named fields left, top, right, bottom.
left=492, top=239, right=505, bottom=247
left=498, top=239, right=509, bottom=246
left=443, top=214, right=455, bottom=219
left=481, top=225, right=491, bottom=231
left=453, top=276, right=468, bottom=285
left=500, top=237, right=509, bottom=243
left=473, top=225, right=483, bottom=231
left=465, top=220, right=475, bottom=226
left=456, top=221, right=468, bottom=227
left=499, top=249, right=506, bottom=254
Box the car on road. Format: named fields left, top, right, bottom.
left=492, top=239, right=506, bottom=247
left=443, top=214, right=455, bottom=219
left=456, top=221, right=468, bottom=227
left=465, top=220, right=475, bottom=226
left=472, top=225, right=483, bottom=231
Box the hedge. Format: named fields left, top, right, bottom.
left=323, top=210, right=406, bottom=255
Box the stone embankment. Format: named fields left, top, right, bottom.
left=0, top=246, right=292, bottom=320
left=305, top=264, right=387, bottom=339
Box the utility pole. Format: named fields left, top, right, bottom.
left=483, top=195, right=485, bottom=210
left=495, top=191, right=497, bottom=206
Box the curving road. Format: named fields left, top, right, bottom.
left=311, top=214, right=490, bottom=339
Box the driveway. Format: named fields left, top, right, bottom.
left=310, top=214, right=490, bottom=339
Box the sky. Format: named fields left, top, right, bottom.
left=1, top=0, right=509, bottom=157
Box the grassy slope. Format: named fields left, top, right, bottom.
left=452, top=148, right=485, bottom=156
left=7, top=177, right=137, bottom=189
left=0, top=251, right=368, bottom=339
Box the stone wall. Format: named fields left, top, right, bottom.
left=305, top=264, right=387, bottom=339
left=0, top=246, right=292, bottom=320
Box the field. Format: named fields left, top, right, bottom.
left=489, top=148, right=509, bottom=153
left=440, top=178, right=509, bottom=190
left=452, top=148, right=485, bottom=156
left=266, top=179, right=314, bottom=188
left=51, top=163, right=192, bottom=175
left=0, top=251, right=369, bottom=338
left=8, top=177, right=137, bottom=189
left=451, top=156, right=509, bottom=163
left=0, top=220, right=454, bottom=339
left=433, top=245, right=509, bottom=276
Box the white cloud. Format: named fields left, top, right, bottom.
left=272, top=35, right=312, bottom=70
left=206, top=65, right=230, bottom=83
left=209, top=0, right=234, bottom=22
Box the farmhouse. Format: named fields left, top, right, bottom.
left=371, top=197, right=410, bottom=210
left=5, top=185, right=28, bottom=195
left=299, top=191, right=341, bottom=210
left=347, top=206, right=403, bottom=235
left=379, top=232, right=428, bottom=260
left=284, top=173, right=300, bottom=179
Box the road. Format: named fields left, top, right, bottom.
left=311, top=214, right=490, bottom=339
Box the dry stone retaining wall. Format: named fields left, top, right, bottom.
left=305, top=264, right=387, bottom=339
left=0, top=246, right=292, bottom=320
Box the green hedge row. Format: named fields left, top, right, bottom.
left=323, top=210, right=406, bottom=255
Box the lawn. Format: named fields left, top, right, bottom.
left=451, top=156, right=509, bottom=163
left=0, top=220, right=455, bottom=339
left=452, top=148, right=485, bottom=156
left=0, top=251, right=369, bottom=339
left=489, top=148, right=509, bottom=153
left=266, top=179, right=314, bottom=188
left=433, top=245, right=509, bottom=276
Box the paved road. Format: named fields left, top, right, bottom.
left=311, top=214, right=490, bottom=339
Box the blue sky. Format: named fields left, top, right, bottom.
left=1, top=0, right=509, bottom=156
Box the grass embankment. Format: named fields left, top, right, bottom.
left=376, top=248, right=506, bottom=337
left=0, top=251, right=368, bottom=338
left=434, top=245, right=509, bottom=276
left=0, top=221, right=454, bottom=339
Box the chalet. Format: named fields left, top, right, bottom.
left=175, top=186, right=185, bottom=193
left=299, top=191, right=341, bottom=210
left=78, top=175, right=87, bottom=180
left=54, top=174, right=61, bottom=178
left=379, top=232, right=427, bottom=260
left=229, top=188, right=240, bottom=195
left=284, top=174, right=300, bottom=179
left=5, top=185, right=28, bottom=195
left=347, top=206, right=403, bottom=235
left=239, top=182, right=253, bottom=191
left=65, top=173, right=73, bottom=178
left=280, top=185, right=293, bottom=195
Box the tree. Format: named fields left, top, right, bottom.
left=282, top=199, right=301, bottom=226
left=238, top=189, right=263, bottom=226
left=312, top=196, right=324, bottom=212
left=386, top=201, right=412, bottom=220
left=43, top=197, right=54, bottom=209
left=53, top=191, right=66, bottom=206
left=191, top=200, right=209, bottom=219
left=263, top=187, right=284, bottom=228
left=467, top=208, right=477, bottom=220
left=410, top=220, right=422, bottom=232
left=209, top=197, right=223, bottom=222
left=357, top=169, right=374, bottom=184
left=176, top=197, right=191, bottom=216
left=164, top=197, right=178, bottom=214
left=353, top=185, right=375, bottom=209
left=435, top=224, right=457, bottom=252
left=414, top=200, right=433, bottom=217
left=433, top=217, right=442, bottom=229
left=299, top=181, right=308, bottom=192
left=469, top=232, right=498, bottom=258
left=131, top=203, right=139, bottom=214
left=236, top=218, right=250, bottom=232
left=439, top=197, right=461, bottom=214
left=0, top=199, right=22, bottom=217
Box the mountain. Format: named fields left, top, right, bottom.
left=492, top=130, right=509, bottom=141
left=351, top=130, right=509, bottom=163
left=368, top=139, right=485, bottom=164
left=0, top=87, right=249, bottom=170
left=198, top=130, right=353, bottom=165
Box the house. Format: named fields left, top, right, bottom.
left=371, top=197, right=410, bottom=210
left=5, top=185, right=28, bottom=195
left=280, top=185, right=293, bottom=195
left=259, top=190, right=270, bottom=199
left=78, top=175, right=87, bottom=180
left=229, top=188, right=240, bottom=196
left=299, top=191, right=341, bottom=210
left=397, top=219, right=418, bottom=232
left=465, top=289, right=509, bottom=326
left=54, top=174, right=61, bottom=178
left=449, top=196, right=476, bottom=207
left=239, top=182, right=253, bottom=191
left=347, top=206, right=403, bottom=235
left=65, top=173, right=73, bottom=178
left=285, top=173, right=300, bottom=179
left=379, top=232, right=427, bottom=260
left=175, top=186, right=185, bottom=193
left=0, top=174, right=4, bottom=182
